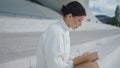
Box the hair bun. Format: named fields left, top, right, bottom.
left=61, top=5, right=66, bottom=13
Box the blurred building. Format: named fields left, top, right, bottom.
left=115, top=5, right=120, bottom=22
left=96, top=15, right=111, bottom=23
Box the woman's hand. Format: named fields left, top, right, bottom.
left=73, top=51, right=99, bottom=66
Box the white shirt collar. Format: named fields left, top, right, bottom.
left=59, top=18, right=70, bottom=32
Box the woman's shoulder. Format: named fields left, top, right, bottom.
left=47, top=22, right=63, bottom=34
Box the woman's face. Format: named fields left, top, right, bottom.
left=69, top=15, right=84, bottom=30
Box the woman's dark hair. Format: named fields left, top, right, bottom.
left=61, top=1, right=86, bottom=17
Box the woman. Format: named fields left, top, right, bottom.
left=37, top=1, right=99, bottom=68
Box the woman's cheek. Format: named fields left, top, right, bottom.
left=74, top=22, right=78, bottom=26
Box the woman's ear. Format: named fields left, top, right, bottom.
left=67, top=13, right=73, bottom=18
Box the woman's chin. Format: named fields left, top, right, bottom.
left=72, top=27, right=77, bottom=30
left=71, top=26, right=78, bottom=30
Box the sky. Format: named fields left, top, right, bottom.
left=89, top=0, right=120, bottom=17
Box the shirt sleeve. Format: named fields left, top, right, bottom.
left=44, top=29, right=73, bottom=68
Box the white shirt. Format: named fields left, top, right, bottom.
left=36, top=19, right=73, bottom=68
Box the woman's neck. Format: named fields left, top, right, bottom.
left=63, top=17, right=70, bottom=27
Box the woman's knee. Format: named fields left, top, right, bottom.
left=87, top=62, right=99, bottom=68
left=93, top=61, right=99, bottom=68
left=74, top=62, right=99, bottom=68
